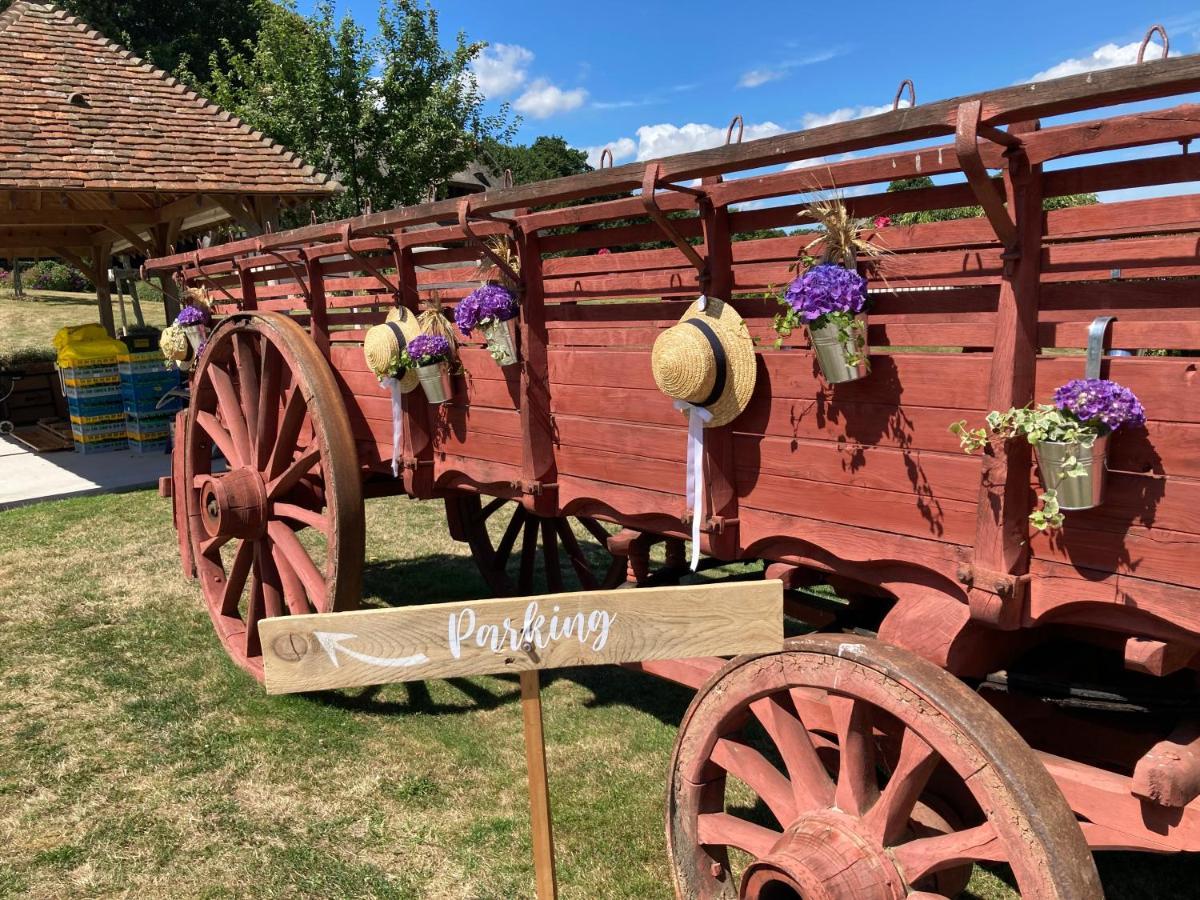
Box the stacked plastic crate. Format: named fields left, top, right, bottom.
left=119, top=336, right=181, bottom=454
left=59, top=333, right=127, bottom=454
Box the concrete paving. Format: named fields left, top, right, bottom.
left=0, top=434, right=170, bottom=509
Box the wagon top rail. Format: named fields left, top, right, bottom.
left=146, top=42, right=1200, bottom=275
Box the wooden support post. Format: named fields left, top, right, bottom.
left=304, top=255, right=328, bottom=356
left=152, top=219, right=184, bottom=320
left=516, top=225, right=558, bottom=516
left=519, top=670, right=558, bottom=900
left=93, top=242, right=114, bottom=336
left=965, top=121, right=1043, bottom=630
left=396, top=243, right=433, bottom=498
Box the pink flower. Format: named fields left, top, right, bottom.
left=597, top=248, right=612, bottom=255
left=873, top=216, right=892, bottom=229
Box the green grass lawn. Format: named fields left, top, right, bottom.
left=0, top=490, right=1195, bottom=898
left=0, top=288, right=169, bottom=363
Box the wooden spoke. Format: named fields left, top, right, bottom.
left=271, top=540, right=312, bottom=616
left=272, top=502, right=330, bottom=536
left=541, top=517, right=563, bottom=593
left=256, top=542, right=285, bottom=620
left=555, top=518, right=599, bottom=591
left=830, top=695, right=880, bottom=817
left=711, top=736, right=799, bottom=826
left=233, top=334, right=260, bottom=459
left=267, top=520, right=327, bottom=607
left=892, top=822, right=1005, bottom=883
left=199, top=534, right=232, bottom=556
left=750, top=695, right=835, bottom=813
left=518, top=516, right=539, bottom=592
left=195, top=410, right=243, bottom=468
left=245, top=560, right=264, bottom=658
left=266, top=445, right=321, bottom=500
left=863, top=727, right=940, bottom=846
left=266, top=385, right=307, bottom=481
left=256, top=340, right=281, bottom=469
left=493, top=505, right=526, bottom=574
left=208, top=362, right=252, bottom=465
left=480, top=496, right=508, bottom=520
left=578, top=516, right=611, bottom=546
left=696, top=813, right=781, bottom=859
left=220, top=539, right=254, bottom=617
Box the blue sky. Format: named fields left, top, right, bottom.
left=311, top=1, right=1200, bottom=175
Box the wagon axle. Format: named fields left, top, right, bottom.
left=198, top=469, right=269, bottom=540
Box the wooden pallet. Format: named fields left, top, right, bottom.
left=8, top=419, right=73, bottom=452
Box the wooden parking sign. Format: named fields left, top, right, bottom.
left=261, top=580, right=783, bottom=898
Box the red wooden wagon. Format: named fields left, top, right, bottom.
left=149, top=30, right=1200, bottom=898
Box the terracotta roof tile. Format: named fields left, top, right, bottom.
left=0, top=2, right=341, bottom=196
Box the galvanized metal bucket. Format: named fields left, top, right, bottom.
left=416, top=362, right=452, bottom=405
left=182, top=324, right=206, bottom=355
left=1035, top=436, right=1108, bottom=510
left=482, top=317, right=519, bottom=366
left=807, top=315, right=870, bottom=384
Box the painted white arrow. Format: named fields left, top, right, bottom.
left=314, top=632, right=429, bottom=669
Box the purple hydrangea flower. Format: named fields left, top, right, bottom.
left=784, top=264, right=868, bottom=323
left=455, top=284, right=518, bottom=336
left=406, top=333, right=451, bottom=365
left=1053, top=378, right=1145, bottom=433
left=175, top=305, right=210, bottom=327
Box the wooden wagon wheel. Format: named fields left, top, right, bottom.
left=184, top=312, right=364, bottom=679
left=667, top=635, right=1101, bottom=900
left=446, top=494, right=632, bottom=596
left=171, top=407, right=194, bottom=580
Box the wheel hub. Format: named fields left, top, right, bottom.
left=739, top=811, right=906, bottom=900
left=198, top=468, right=269, bottom=540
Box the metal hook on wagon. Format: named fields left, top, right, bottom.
left=725, top=115, right=744, bottom=145
left=188, top=251, right=238, bottom=304
left=457, top=197, right=522, bottom=290
left=598, top=148, right=613, bottom=169
left=640, top=162, right=710, bottom=290
left=330, top=221, right=399, bottom=296
left=1138, top=24, right=1169, bottom=63
left=254, top=242, right=311, bottom=302
left=893, top=79, right=916, bottom=111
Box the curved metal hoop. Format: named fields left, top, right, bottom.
left=893, top=79, right=916, bottom=110
left=1138, top=24, right=1169, bottom=63
left=502, top=168, right=514, bottom=189
left=598, top=147, right=613, bottom=169
left=726, top=114, right=744, bottom=145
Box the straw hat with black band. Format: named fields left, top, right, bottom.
left=651, top=296, right=756, bottom=428
left=651, top=296, right=757, bottom=569
left=363, top=307, right=421, bottom=393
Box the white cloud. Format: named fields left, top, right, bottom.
left=471, top=43, right=534, bottom=98
left=633, top=120, right=786, bottom=159
left=739, top=68, right=785, bottom=88
left=514, top=79, right=588, bottom=118
left=801, top=100, right=906, bottom=130
left=584, top=138, right=636, bottom=168
left=1029, top=39, right=1177, bottom=82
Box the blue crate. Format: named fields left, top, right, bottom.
left=126, top=415, right=172, bottom=440
left=123, top=393, right=182, bottom=416
left=74, top=438, right=128, bottom=455
left=67, top=394, right=124, bottom=420
left=120, top=371, right=180, bottom=396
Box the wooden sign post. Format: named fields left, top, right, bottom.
left=261, top=580, right=783, bottom=899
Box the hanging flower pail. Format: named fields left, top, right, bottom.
left=481, top=317, right=519, bottom=366
left=807, top=313, right=870, bottom=384
left=1035, top=436, right=1108, bottom=511
left=182, top=324, right=206, bottom=354
left=416, top=362, right=452, bottom=404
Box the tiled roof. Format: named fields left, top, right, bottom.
left=0, top=1, right=340, bottom=195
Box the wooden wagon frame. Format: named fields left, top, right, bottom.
left=149, top=31, right=1200, bottom=898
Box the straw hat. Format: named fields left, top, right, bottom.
left=363, top=307, right=421, bottom=392
left=651, top=297, right=757, bottom=428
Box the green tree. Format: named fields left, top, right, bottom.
left=200, top=0, right=516, bottom=220
left=481, top=136, right=590, bottom=185
left=0, top=0, right=266, bottom=83
left=886, top=175, right=1097, bottom=225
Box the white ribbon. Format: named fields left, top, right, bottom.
left=674, top=399, right=713, bottom=570
left=695, top=293, right=708, bottom=312
left=380, top=376, right=404, bottom=478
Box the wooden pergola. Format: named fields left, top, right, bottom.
left=0, top=1, right=341, bottom=332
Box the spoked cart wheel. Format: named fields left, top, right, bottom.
left=446, top=494, right=630, bottom=595
left=667, top=635, right=1101, bottom=900
left=184, top=312, right=364, bottom=679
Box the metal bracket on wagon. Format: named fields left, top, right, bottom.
left=958, top=563, right=1030, bottom=630
left=510, top=478, right=555, bottom=496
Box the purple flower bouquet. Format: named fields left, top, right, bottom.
left=775, top=263, right=871, bottom=383
left=174, top=304, right=211, bottom=353
left=456, top=284, right=520, bottom=366
left=402, top=333, right=453, bottom=404
left=951, top=377, right=1146, bottom=528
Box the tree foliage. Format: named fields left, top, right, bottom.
left=197, top=0, right=516, bottom=220
left=480, top=136, right=589, bottom=185
left=886, top=175, right=1097, bottom=225
left=0, top=0, right=265, bottom=83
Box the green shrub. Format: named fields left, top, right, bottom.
left=25, top=261, right=93, bottom=293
